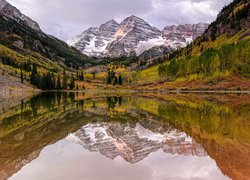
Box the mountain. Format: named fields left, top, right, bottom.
left=0, top=0, right=41, bottom=31
left=68, top=16, right=208, bottom=57
left=106, top=16, right=162, bottom=57
left=0, top=0, right=95, bottom=92
left=0, top=15, right=92, bottom=69
left=69, top=122, right=206, bottom=164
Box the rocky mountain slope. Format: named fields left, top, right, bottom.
left=0, top=0, right=41, bottom=31
left=0, top=67, right=33, bottom=95
left=162, top=23, right=208, bottom=49
left=68, top=16, right=208, bottom=57
left=202, top=0, right=250, bottom=41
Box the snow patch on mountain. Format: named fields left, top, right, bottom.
left=136, top=36, right=165, bottom=55
left=135, top=123, right=165, bottom=142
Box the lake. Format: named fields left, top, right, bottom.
left=0, top=92, right=250, bottom=180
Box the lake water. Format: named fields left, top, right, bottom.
left=0, top=92, right=250, bottom=180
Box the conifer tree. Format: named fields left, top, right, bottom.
left=113, top=76, right=118, bottom=86
left=63, top=73, right=68, bottom=90
left=80, top=71, right=84, bottom=81
left=76, top=71, right=79, bottom=80
left=30, top=66, right=37, bottom=87
left=57, top=74, right=61, bottom=90
left=118, top=75, right=122, bottom=85
left=51, top=73, right=56, bottom=90
left=70, top=78, right=75, bottom=90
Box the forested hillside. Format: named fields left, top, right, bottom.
left=0, top=14, right=94, bottom=91
left=152, top=0, right=250, bottom=90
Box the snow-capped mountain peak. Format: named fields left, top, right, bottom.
left=68, top=15, right=209, bottom=57
left=68, top=19, right=120, bottom=56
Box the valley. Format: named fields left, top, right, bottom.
left=0, top=1, right=249, bottom=179
left=0, top=0, right=249, bottom=93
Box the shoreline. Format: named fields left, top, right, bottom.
left=6, top=89, right=249, bottom=94
left=1, top=85, right=250, bottom=98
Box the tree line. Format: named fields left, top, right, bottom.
left=106, top=70, right=123, bottom=86
left=28, top=68, right=85, bottom=90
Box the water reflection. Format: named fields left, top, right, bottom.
left=70, top=122, right=206, bottom=164
left=0, top=92, right=250, bottom=180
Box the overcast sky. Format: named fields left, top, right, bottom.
left=8, top=0, right=233, bottom=41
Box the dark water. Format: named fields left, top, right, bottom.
left=0, top=92, right=250, bottom=180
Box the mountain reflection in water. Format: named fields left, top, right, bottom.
left=70, top=122, right=206, bottom=164
left=0, top=92, right=249, bottom=180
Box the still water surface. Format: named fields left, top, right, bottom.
left=0, top=92, right=250, bottom=180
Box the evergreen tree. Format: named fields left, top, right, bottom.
left=70, top=78, right=75, bottom=90
left=113, top=76, right=118, bottom=86
left=30, top=66, right=37, bottom=87
left=57, top=74, right=61, bottom=90
left=118, top=75, right=122, bottom=85
left=63, top=73, right=68, bottom=90
left=106, top=70, right=112, bottom=84
left=46, top=72, right=52, bottom=90
left=76, top=71, right=79, bottom=80
left=39, top=75, right=47, bottom=90
left=80, top=71, right=84, bottom=81
left=51, top=73, right=56, bottom=90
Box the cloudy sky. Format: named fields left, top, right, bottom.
left=8, top=0, right=233, bottom=41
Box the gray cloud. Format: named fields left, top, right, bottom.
left=8, top=0, right=233, bottom=41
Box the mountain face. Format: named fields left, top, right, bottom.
left=0, top=0, right=93, bottom=71
left=69, top=122, right=206, bottom=164
left=106, top=16, right=162, bottom=57
left=162, top=23, right=209, bottom=49
left=0, top=0, right=41, bottom=31
left=68, top=20, right=119, bottom=57
left=69, top=16, right=208, bottom=57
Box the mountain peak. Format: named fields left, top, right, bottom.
left=124, top=15, right=147, bottom=24
left=99, top=19, right=119, bottom=31
left=0, top=0, right=41, bottom=31
left=104, top=19, right=119, bottom=25
left=129, top=15, right=142, bottom=19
